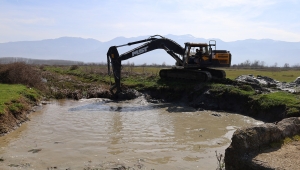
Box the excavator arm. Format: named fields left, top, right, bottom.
left=107, top=35, right=184, bottom=94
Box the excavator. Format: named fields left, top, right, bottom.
left=107, top=35, right=231, bottom=94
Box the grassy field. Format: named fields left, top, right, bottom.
left=43, top=65, right=300, bottom=83
left=42, top=65, right=300, bottom=91
left=0, top=84, right=40, bottom=114
left=103, top=65, right=300, bottom=82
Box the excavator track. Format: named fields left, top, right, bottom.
left=159, top=68, right=212, bottom=82
left=200, top=67, right=226, bottom=79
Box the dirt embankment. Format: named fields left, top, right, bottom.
left=225, top=117, right=300, bottom=170
left=0, top=99, right=40, bottom=136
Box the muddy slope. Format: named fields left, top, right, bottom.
left=143, top=85, right=291, bottom=122
left=0, top=101, right=40, bottom=136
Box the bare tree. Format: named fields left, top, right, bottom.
left=259, top=61, right=265, bottom=68
left=142, top=63, right=147, bottom=74
left=251, top=60, right=260, bottom=68
left=129, top=62, right=135, bottom=73
left=283, top=63, right=290, bottom=68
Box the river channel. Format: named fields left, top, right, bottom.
left=0, top=96, right=263, bottom=170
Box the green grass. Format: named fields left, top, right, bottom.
left=122, top=66, right=300, bottom=83
left=44, top=65, right=111, bottom=84
left=0, top=84, right=40, bottom=114
left=44, top=65, right=300, bottom=84
left=209, top=83, right=255, bottom=96
left=119, top=67, right=300, bottom=83
left=194, top=83, right=300, bottom=116
left=253, top=92, right=300, bottom=116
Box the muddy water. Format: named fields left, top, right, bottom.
left=0, top=97, right=263, bottom=170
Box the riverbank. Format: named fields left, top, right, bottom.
left=0, top=84, right=41, bottom=135
left=39, top=65, right=300, bottom=122
left=2, top=64, right=299, bottom=134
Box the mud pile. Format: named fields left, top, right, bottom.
left=236, top=75, right=300, bottom=93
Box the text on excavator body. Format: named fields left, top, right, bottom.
left=132, top=46, right=148, bottom=57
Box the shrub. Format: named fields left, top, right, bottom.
left=0, top=62, right=45, bottom=91
left=69, top=65, right=79, bottom=70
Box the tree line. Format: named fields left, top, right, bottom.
left=231, top=60, right=300, bottom=69
left=1, top=57, right=299, bottom=69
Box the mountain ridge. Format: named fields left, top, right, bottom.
left=0, top=35, right=299, bottom=66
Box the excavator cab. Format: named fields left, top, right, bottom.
left=183, top=41, right=231, bottom=68
left=183, top=43, right=209, bottom=66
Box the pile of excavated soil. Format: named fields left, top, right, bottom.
left=236, top=75, right=300, bottom=93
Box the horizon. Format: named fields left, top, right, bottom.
left=1, top=34, right=299, bottom=44
left=1, top=0, right=299, bottom=43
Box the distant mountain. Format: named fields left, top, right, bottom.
left=0, top=35, right=299, bottom=66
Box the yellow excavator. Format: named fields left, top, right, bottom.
left=107, top=35, right=231, bottom=94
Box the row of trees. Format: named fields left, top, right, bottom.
left=1, top=57, right=300, bottom=69
left=231, top=60, right=300, bottom=69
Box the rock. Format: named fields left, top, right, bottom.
left=211, top=113, right=222, bottom=117
left=225, top=117, right=300, bottom=170
left=294, top=77, right=300, bottom=84
left=236, top=74, right=300, bottom=93
left=236, top=74, right=278, bottom=86
left=236, top=75, right=260, bottom=84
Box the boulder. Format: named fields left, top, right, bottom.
left=294, top=76, right=300, bottom=84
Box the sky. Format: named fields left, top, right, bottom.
left=0, top=0, right=300, bottom=43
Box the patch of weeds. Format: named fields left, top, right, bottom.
left=286, top=107, right=300, bottom=116
left=22, top=89, right=40, bottom=102
left=215, top=151, right=225, bottom=170
left=8, top=102, right=24, bottom=114
left=209, top=83, right=255, bottom=99
left=283, top=137, right=293, bottom=144
left=69, top=65, right=79, bottom=70
left=270, top=135, right=300, bottom=148
left=238, top=84, right=254, bottom=91
left=293, top=135, right=300, bottom=141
